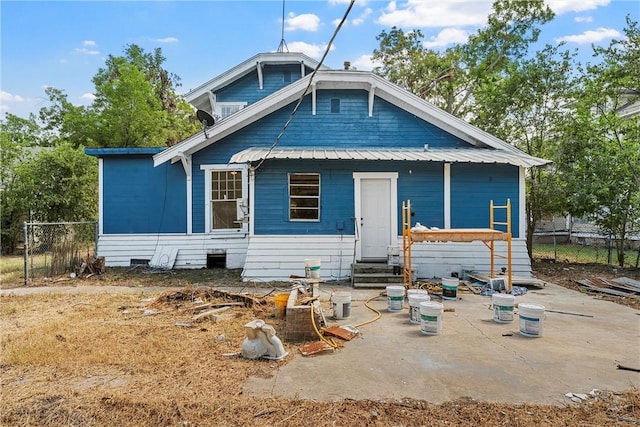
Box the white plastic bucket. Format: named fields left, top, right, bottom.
left=420, top=301, right=444, bottom=335
left=406, top=288, right=429, bottom=301
left=461, top=265, right=475, bottom=280
left=518, top=303, right=545, bottom=337
left=304, top=258, right=321, bottom=279
left=409, top=293, right=431, bottom=324
left=331, top=292, right=351, bottom=319
left=441, top=277, right=459, bottom=300
left=492, top=293, right=515, bottom=323
left=386, top=285, right=405, bottom=312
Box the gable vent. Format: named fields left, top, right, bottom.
left=330, top=98, right=341, bottom=114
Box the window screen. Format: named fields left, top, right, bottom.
left=289, top=173, right=320, bottom=221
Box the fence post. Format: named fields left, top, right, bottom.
left=94, top=221, right=99, bottom=257
left=23, top=222, right=28, bottom=286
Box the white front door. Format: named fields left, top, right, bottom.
left=354, top=173, right=398, bottom=261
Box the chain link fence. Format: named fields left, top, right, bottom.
left=23, top=221, right=98, bottom=285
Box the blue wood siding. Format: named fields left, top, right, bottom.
left=216, top=64, right=309, bottom=105
left=398, top=163, right=445, bottom=231
left=191, top=89, right=502, bottom=234
left=102, top=156, right=186, bottom=234
left=248, top=160, right=443, bottom=236
left=450, top=163, right=520, bottom=237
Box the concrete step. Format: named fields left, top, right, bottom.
left=352, top=282, right=400, bottom=289
left=352, top=273, right=404, bottom=284
left=352, top=262, right=395, bottom=274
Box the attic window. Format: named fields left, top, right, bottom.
left=283, top=71, right=292, bottom=83
left=330, top=98, right=341, bottom=114
left=217, top=102, right=247, bottom=119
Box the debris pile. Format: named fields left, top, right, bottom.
left=576, top=277, right=640, bottom=297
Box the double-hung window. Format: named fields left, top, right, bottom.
left=202, top=165, right=248, bottom=233
left=289, top=173, right=320, bottom=221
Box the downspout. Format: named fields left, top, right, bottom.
left=178, top=153, right=193, bottom=234
left=249, top=166, right=255, bottom=236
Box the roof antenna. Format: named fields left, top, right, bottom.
left=277, top=0, right=289, bottom=52
left=196, top=109, right=215, bottom=138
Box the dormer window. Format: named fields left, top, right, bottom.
left=216, top=102, right=247, bottom=119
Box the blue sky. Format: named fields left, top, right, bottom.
left=1, top=0, right=638, bottom=120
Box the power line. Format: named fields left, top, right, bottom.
left=254, top=0, right=356, bottom=171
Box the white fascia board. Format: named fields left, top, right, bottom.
left=157, top=70, right=539, bottom=167
left=154, top=75, right=314, bottom=167
left=309, top=72, right=527, bottom=156
left=184, top=52, right=325, bottom=103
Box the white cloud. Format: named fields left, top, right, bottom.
left=555, top=27, right=621, bottom=44
left=75, top=47, right=100, bottom=55
left=80, top=93, right=96, bottom=102
left=546, top=0, right=610, bottom=15
left=574, top=16, right=593, bottom=23
left=350, top=54, right=382, bottom=71
left=286, top=41, right=334, bottom=59
left=422, top=28, right=469, bottom=48
left=153, top=37, right=179, bottom=43
left=377, top=0, right=491, bottom=28
left=0, top=91, right=25, bottom=102
left=285, top=12, right=321, bottom=32
left=352, top=7, right=372, bottom=26
left=75, top=40, right=100, bottom=55
left=0, top=105, right=8, bottom=112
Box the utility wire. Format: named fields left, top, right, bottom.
left=254, top=0, right=356, bottom=171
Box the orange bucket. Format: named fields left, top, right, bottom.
left=274, top=293, right=289, bottom=318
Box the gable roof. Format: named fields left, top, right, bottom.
left=184, top=52, right=328, bottom=113
left=155, top=69, right=548, bottom=168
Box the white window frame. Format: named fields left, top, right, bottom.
left=214, top=102, right=247, bottom=119
left=289, top=173, right=320, bottom=222
left=201, top=164, right=249, bottom=234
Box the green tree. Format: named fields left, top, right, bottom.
left=90, top=63, right=169, bottom=147
left=373, top=28, right=465, bottom=114
left=12, top=143, right=98, bottom=224
left=0, top=113, right=43, bottom=253
left=372, top=0, right=554, bottom=119
left=92, top=44, right=199, bottom=146
left=38, top=87, right=92, bottom=148
left=473, top=44, right=579, bottom=257
left=558, top=17, right=640, bottom=267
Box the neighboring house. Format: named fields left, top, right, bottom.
left=86, top=52, right=549, bottom=281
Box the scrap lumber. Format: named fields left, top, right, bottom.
left=323, top=325, right=358, bottom=341
left=193, top=306, right=231, bottom=322
left=468, top=273, right=546, bottom=288
left=208, top=289, right=265, bottom=306
left=610, top=277, right=640, bottom=294
left=617, top=364, right=640, bottom=373
left=576, top=278, right=636, bottom=297
left=299, top=341, right=334, bottom=356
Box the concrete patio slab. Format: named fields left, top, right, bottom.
left=245, top=282, right=640, bottom=405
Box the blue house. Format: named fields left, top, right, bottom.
left=86, top=52, right=549, bottom=281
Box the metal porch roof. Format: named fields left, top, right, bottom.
left=229, top=147, right=550, bottom=168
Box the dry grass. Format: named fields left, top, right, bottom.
left=2, top=286, right=639, bottom=426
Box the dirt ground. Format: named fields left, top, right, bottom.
left=1, top=260, right=638, bottom=426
